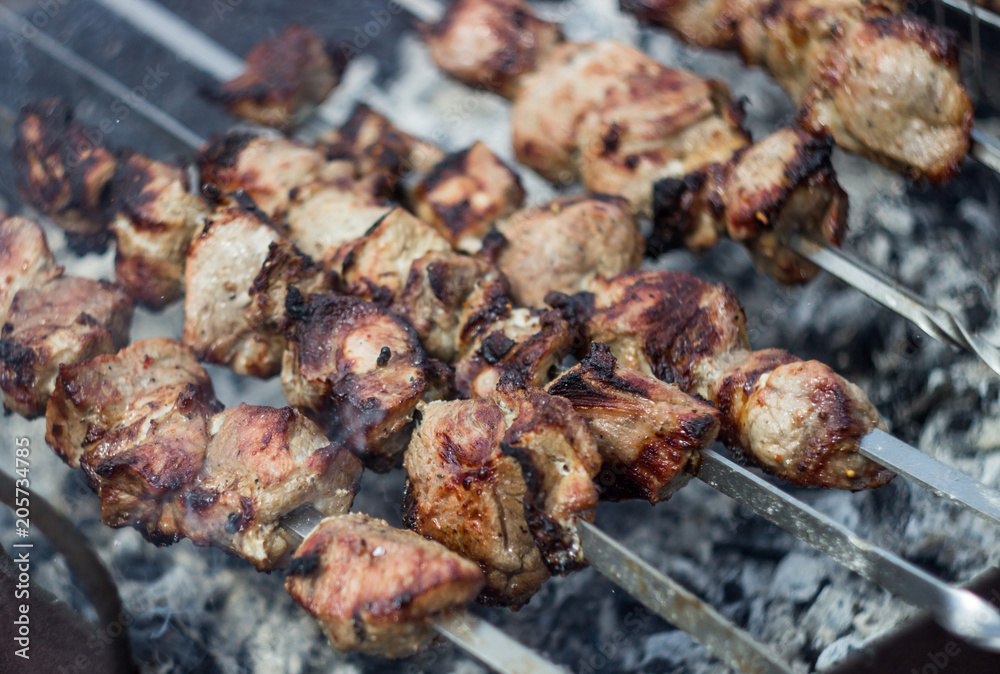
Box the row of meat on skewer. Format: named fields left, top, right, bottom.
left=0, top=70, right=896, bottom=657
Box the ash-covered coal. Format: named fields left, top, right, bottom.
left=1, top=1, right=998, bottom=673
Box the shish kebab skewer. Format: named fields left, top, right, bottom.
left=33, top=0, right=1000, bottom=375
left=5, top=22, right=1000, bottom=656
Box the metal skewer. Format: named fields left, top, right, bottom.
left=694, top=449, right=1000, bottom=652
left=281, top=506, right=569, bottom=674
left=7, top=3, right=1000, bottom=663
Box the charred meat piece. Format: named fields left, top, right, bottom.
left=651, top=128, right=847, bottom=283
left=455, top=307, right=578, bottom=399
left=326, top=208, right=452, bottom=304
left=548, top=343, right=719, bottom=502
left=207, top=25, right=348, bottom=130
left=109, top=151, right=212, bottom=309
left=492, top=382, right=601, bottom=574
left=0, top=216, right=60, bottom=325
left=403, top=398, right=550, bottom=606
left=198, top=133, right=327, bottom=217
left=319, top=102, right=445, bottom=188
left=512, top=41, right=748, bottom=199
left=164, top=404, right=363, bottom=571
left=183, top=207, right=286, bottom=377
left=14, top=99, right=118, bottom=252
left=623, top=0, right=973, bottom=182
left=422, top=0, right=564, bottom=97
left=45, top=339, right=223, bottom=539
left=411, top=141, right=525, bottom=250
left=281, top=288, right=450, bottom=470
left=581, top=270, right=893, bottom=489
left=244, top=240, right=337, bottom=337
left=283, top=179, right=391, bottom=261
left=285, top=513, right=483, bottom=657
left=491, top=195, right=642, bottom=306
left=392, top=250, right=511, bottom=362
left=1, top=277, right=133, bottom=418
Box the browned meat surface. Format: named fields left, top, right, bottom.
left=455, top=307, right=578, bottom=398
left=491, top=195, right=643, bottom=306
left=198, top=134, right=328, bottom=217
left=45, top=339, right=223, bottom=539
left=492, top=383, right=601, bottom=573
left=392, top=250, right=511, bottom=362
left=244, top=240, right=337, bottom=336
left=109, top=151, right=211, bottom=309
left=0, top=216, right=60, bottom=325
left=623, top=0, right=973, bottom=182
left=14, top=99, right=118, bottom=252
left=283, top=178, right=390, bottom=261
left=1, top=277, right=133, bottom=418
left=162, top=404, right=363, bottom=571
left=325, top=208, right=452, bottom=304
left=285, top=513, right=483, bottom=657
left=319, top=103, right=446, bottom=188
left=580, top=270, right=894, bottom=489
left=183, top=208, right=286, bottom=377
left=207, top=25, right=347, bottom=130
left=651, top=128, right=847, bottom=283
left=422, top=0, right=564, bottom=97
left=512, top=41, right=748, bottom=207
left=412, top=142, right=525, bottom=250
left=403, top=398, right=550, bottom=606
left=548, top=343, right=719, bottom=502
left=281, top=288, right=450, bottom=470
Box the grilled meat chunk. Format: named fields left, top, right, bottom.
left=1, top=277, right=133, bottom=418
left=285, top=513, right=484, bottom=657
left=14, top=99, right=118, bottom=251
left=580, top=270, right=893, bottom=489
left=392, top=250, right=511, bottom=362
left=183, top=208, right=285, bottom=377
left=319, top=103, right=446, bottom=188
left=0, top=216, right=60, bottom=325
left=283, top=179, right=391, bottom=261
left=207, top=25, right=347, bottom=130
left=651, top=128, right=847, bottom=283
left=512, top=41, right=748, bottom=200
left=403, top=398, right=550, bottom=606
left=422, top=0, right=564, bottom=97
left=45, top=339, right=223, bottom=538
left=109, top=151, right=212, bottom=309
left=198, top=134, right=327, bottom=217
left=455, top=307, right=577, bottom=398
left=492, top=195, right=642, bottom=306
left=281, top=288, right=449, bottom=469
left=165, top=404, right=363, bottom=571
left=492, top=383, right=601, bottom=573
left=325, top=208, right=452, bottom=304
left=411, top=141, right=525, bottom=250
left=548, top=343, right=719, bottom=502
left=623, top=0, right=973, bottom=182
left=244, top=240, right=337, bottom=336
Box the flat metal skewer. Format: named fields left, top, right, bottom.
left=281, top=506, right=568, bottom=674
left=694, top=449, right=1000, bottom=652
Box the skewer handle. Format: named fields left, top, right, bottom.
left=695, top=449, right=1000, bottom=652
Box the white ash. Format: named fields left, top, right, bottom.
left=2, top=0, right=1000, bottom=672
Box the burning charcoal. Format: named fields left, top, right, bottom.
left=285, top=513, right=484, bottom=657
left=206, top=25, right=349, bottom=130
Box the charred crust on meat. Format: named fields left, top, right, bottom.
left=481, top=332, right=515, bottom=365
left=649, top=172, right=706, bottom=255
left=714, top=349, right=799, bottom=450
left=478, top=229, right=509, bottom=264
left=376, top=346, right=392, bottom=368
left=287, top=550, right=322, bottom=577
left=866, top=14, right=959, bottom=64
